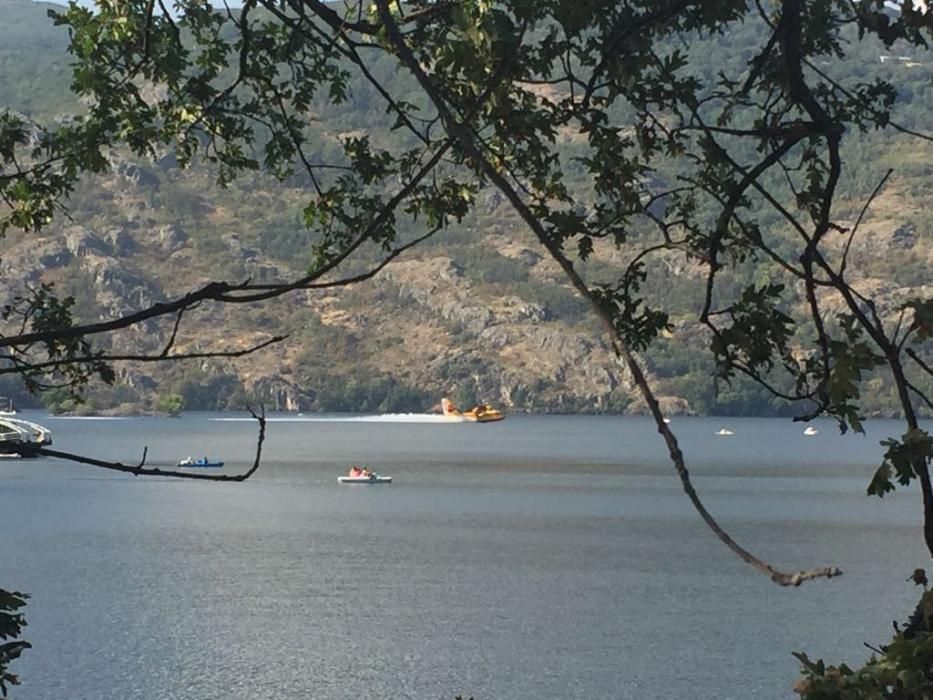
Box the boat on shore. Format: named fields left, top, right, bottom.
left=177, top=456, right=224, bottom=468
left=441, top=398, right=504, bottom=423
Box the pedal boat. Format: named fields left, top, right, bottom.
left=177, top=457, right=224, bottom=468
left=338, top=474, right=392, bottom=484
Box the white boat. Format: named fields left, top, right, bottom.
left=715, top=427, right=734, bottom=436
left=0, top=417, right=52, bottom=456
left=803, top=426, right=818, bottom=436
left=337, top=475, right=392, bottom=484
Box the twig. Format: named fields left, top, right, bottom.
left=839, top=169, right=893, bottom=277
left=907, top=348, right=933, bottom=378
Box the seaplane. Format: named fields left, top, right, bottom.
left=441, top=398, right=505, bottom=423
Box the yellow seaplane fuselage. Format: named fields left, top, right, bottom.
left=441, top=398, right=505, bottom=423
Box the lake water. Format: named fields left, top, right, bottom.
left=2, top=411, right=931, bottom=699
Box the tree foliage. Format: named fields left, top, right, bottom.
left=155, top=392, right=185, bottom=416
left=795, top=574, right=933, bottom=699
left=1, top=0, right=933, bottom=693
left=0, top=0, right=929, bottom=566
left=0, top=589, right=29, bottom=699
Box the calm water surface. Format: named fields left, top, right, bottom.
left=2, top=412, right=930, bottom=699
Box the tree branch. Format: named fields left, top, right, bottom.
left=907, top=349, right=933, bottom=378
left=18, top=406, right=266, bottom=482
left=377, top=0, right=841, bottom=587
left=839, top=169, right=893, bottom=277
left=0, top=334, right=286, bottom=375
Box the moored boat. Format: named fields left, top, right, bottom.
left=0, top=417, right=52, bottom=457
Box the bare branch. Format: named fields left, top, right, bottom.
left=231, top=227, right=443, bottom=294
left=906, top=379, right=933, bottom=413
left=0, top=334, right=287, bottom=376
left=839, top=169, right=893, bottom=277
left=908, top=348, right=933, bottom=378
left=160, top=307, right=191, bottom=357
left=0, top=280, right=244, bottom=350
left=0, top=130, right=453, bottom=350
left=19, top=406, right=266, bottom=482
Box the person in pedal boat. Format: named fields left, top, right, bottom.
left=348, top=465, right=363, bottom=477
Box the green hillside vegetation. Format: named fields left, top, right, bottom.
left=0, top=0, right=930, bottom=415
left=0, top=0, right=78, bottom=115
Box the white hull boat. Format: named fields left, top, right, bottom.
left=0, top=417, right=52, bottom=457
left=338, top=475, right=392, bottom=484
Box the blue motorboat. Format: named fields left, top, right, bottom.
left=177, top=456, right=224, bottom=468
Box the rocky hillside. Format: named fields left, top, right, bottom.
left=0, top=0, right=931, bottom=416
left=0, top=153, right=636, bottom=413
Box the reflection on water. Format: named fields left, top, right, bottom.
left=1, top=412, right=929, bottom=699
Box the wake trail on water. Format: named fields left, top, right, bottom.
left=45, top=416, right=131, bottom=420
left=210, top=414, right=465, bottom=423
